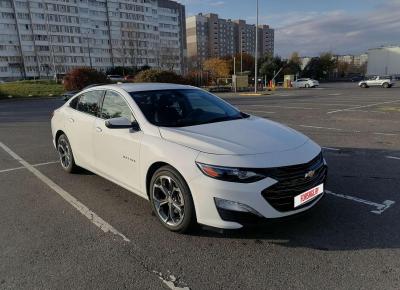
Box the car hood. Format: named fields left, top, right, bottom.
left=159, top=116, right=309, bottom=155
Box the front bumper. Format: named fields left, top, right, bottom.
left=189, top=150, right=327, bottom=229
left=189, top=171, right=326, bottom=229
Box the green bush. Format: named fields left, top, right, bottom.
left=63, top=67, right=109, bottom=91
left=133, top=69, right=187, bottom=84
left=0, top=80, right=64, bottom=99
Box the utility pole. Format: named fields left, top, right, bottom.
left=86, top=31, right=93, bottom=69
left=254, top=0, right=259, bottom=93
left=240, top=29, right=243, bottom=73
left=233, top=56, right=237, bottom=93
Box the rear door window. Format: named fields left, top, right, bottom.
left=76, top=90, right=104, bottom=117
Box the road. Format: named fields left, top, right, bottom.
left=0, top=83, right=399, bottom=289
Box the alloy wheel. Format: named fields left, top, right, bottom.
left=152, top=175, right=185, bottom=226
left=57, top=138, right=71, bottom=169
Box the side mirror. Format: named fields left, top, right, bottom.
left=105, top=117, right=139, bottom=130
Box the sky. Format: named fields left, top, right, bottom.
left=178, top=0, right=400, bottom=58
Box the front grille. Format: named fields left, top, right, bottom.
left=261, top=153, right=327, bottom=212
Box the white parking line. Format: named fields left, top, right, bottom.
left=373, top=132, right=398, bottom=136
left=250, top=104, right=316, bottom=110
left=327, top=100, right=400, bottom=114
left=246, top=110, right=276, bottom=114
left=298, top=125, right=348, bottom=132
left=296, top=124, right=399, bottom=136
left=387, top=156, right=400, bottom=160
left=326, top=190, right=395, bottom=215
left=0, top=141, right=130, bottom=242
left=322, top=147, right=340, bottom=151
left=0, top=161, right=59, bottom=174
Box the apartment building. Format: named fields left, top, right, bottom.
left=186, top=13, right=274, bottom=68
left=0, top=0, right=186, bottom=80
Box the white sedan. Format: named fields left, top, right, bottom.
left=51, top=83, right=327, bottom=232
left=292, top=78, right=319, bottom=88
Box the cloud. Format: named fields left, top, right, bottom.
left=210, top=1, right=225, bottom=6
left=269, top=1, right=400, bottom=57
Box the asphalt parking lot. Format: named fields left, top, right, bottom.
left=0, top=83, right=399, bottom=289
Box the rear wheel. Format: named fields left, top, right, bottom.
left=382, top=82, right=390, bottom=88
left=150, top=165, right=196, bottom=233
left=57, top=134, right=79, bottom=173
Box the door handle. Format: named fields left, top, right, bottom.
left=96, top=127, right=102, bottom=133
left=68, top=118, right=74, bottom=123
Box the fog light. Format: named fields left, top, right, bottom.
left=214, top=198, right=262, bottom=217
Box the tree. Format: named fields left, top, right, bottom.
left=337, top=61, right=351, bottom=78
left=284, top=52, right=302, bottom=76
left=302, top=52, right=336, bottom=80
left=159, top=46, right=180, bottom=71
left=106, top=66, right=137, bottom=76
left=223, top=53, right=255, bottom=75
left=259, top=54, right=285, bottom=81
left=203, top=58, right=231, bottom=85
left=133, top=69, right=187, bottom=84
left=63, top=67, right=109, bottom=91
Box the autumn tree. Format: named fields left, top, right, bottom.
left=203, top=58, right=231, bottom=85
left=63, top=67, right=109, bottom=91
left=284, top=52, right=302, bottom=75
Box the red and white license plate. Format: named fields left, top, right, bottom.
left=294, top=184, right=324, bottom=208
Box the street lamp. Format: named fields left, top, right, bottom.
left=86, top=30, right=93, bottom=69
left=254, top=0, right=259, bottom=93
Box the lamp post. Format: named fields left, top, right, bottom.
left=233, top=56, right=237, bottom=93
left=86, top=31, right=93, bottom=69
left=254, top=0, right=259, bottom=93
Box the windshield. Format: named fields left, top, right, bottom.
left=130, top=89, right=248, bottom=127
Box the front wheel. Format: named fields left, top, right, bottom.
left=57, top=134, right=79, bottom=173
left=305, top=84, right=310, bottom=88
left=360, top=83, right=368, bottom=88
left=150, top=166, right=196, bottom=233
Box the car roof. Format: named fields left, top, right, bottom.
left=92, top=83, right=197, bottom=93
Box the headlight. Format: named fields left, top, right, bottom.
left=196, top=162, right=266, bottom=183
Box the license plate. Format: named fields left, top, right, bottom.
left=294, top=184, right=324, bottom=208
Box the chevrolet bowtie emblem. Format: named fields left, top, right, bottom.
left=305, top=170, right=315, bottom=179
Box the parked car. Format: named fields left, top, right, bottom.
left=124, top=75, right=135, bottom=82
left=292, top=78, right=319, bottom=88
left=359, top=76, right=395, bottom=88
left=51, top=83, right=327, bottom=233
left=107, top=75, right=124, bottom=82
left=350, top=75, right=364, bottom=82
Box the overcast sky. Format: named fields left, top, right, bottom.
left=179, top=0, right=400, bottom=57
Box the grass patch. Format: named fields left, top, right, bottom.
left=0, top=80, right=65, bottom=99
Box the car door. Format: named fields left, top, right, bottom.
left=93, top=90, right=143, bottom=192
left=369, top=76, right=380, bottom=86
left=296, top=79, right=305, bottom=88
left=64, top=90, right=104, bottom=169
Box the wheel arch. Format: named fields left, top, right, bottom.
left=55, top=130, right=66, bottom=145
left=145, top=161, right=170, bottom=199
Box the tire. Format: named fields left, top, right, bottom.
left=149, top=165, right=196, bottom=233
left=57, top=134, right=79, bottom=173
left=382, top=83, right=390, bottom=88
left=360, top=83, right=368, bottom=88
left=305, top=84, right=310, bottom=88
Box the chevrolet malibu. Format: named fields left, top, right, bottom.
left=51, top=83, right=327, bottom=233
